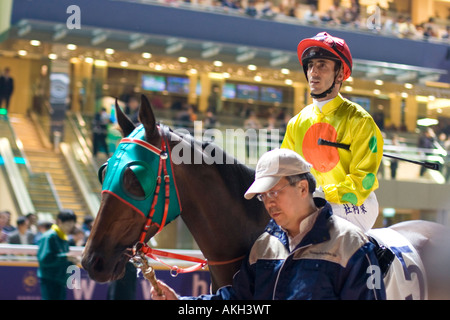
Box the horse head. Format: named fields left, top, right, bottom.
left=81, top=95, right=175, bottom=282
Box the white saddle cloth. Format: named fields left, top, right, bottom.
left=367, top=228, right=428, bottom=300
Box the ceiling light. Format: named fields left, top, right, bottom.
left=95, top=60, right=108, bottom=67
left=401, top=92, right=408, bottom=98
left=248, top=64, right=257, bottom=71
left=375, top=79, right=384, bottom=85
left=281, top=68, right=290, bottom=75
left=105, top=48, right=115, bottom=55
left=142, top=52, right=152, bottom=59
left=85, top=57, right=94, bottom=63
left=344, top=86, right=353, bottom=92
left=67, top=44, right=77, bottom=50
left=285, top=79, right=293, bottom=85
left=417, top=118, right=438, bottom=126
left=120, top=61, right=129, bottom=67
left=178, top=56, right=188, bottom=63
left=373, top=89, right=381, bottom=95
left=30, top=40, right=41, bottom=46
left=404, top=83, right=413, bottom=89
left=18, top=50, right=27, bottom=56
left=254, top=75, right=262, bottom=82
left=48, top=53, right=58, bottom=60
left=213, top=60, right=223, bottom=67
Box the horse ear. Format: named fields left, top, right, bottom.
left=115, top=98, right=136, bottom=137
left=139, top=94, right=159, bottom=139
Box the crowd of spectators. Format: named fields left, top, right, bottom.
left=157, top=0, right=450, bottom=42
left=0, top=210, right=93, bottom=246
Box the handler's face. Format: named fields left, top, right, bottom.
left=59, top=220, right=76, bottom=236
left=261, top=178, right=307, bottom=237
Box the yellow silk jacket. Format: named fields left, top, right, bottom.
left=281, top=94, right=383, bottom=206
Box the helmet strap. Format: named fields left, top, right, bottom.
left=310, top=80, right=336, bottom=99
left=308, top=66, right=342, bottom=99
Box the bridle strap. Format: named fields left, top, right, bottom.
left=208, top=255, right=246, bottom=266
left=140, top=246, right=207, bottom=275
left=138, top=135, right=169, bottom=243
left=134, top=125, right=245, bottom=274
left=139, top=245, right=245, bottom=276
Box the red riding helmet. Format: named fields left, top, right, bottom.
left=297, top=32, right=353, bottom=81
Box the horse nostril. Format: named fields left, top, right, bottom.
left=93, top=256, right=104, bottom=273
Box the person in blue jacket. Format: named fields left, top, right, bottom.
left=151, top=149, right=386, bottom=300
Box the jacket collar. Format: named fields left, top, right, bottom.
left=265, top=202, right=333, bottom=250
left=51, top=224, right=68, bottom=241
left=313, top=93, right=344, bottom=115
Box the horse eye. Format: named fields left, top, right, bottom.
left=98, top=163, right=108, bottom=184
left=123, top=167, right=146, bottom=199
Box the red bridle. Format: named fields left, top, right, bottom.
left=131, top=126, right=244, bottom=276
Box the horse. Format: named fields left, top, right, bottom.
left=81, top=95, right=450, bottom=299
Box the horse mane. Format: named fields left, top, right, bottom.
left=166, top=125, right=263, bottom=215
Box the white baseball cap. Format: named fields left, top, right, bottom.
left=244, top=148, right=312, bottom=200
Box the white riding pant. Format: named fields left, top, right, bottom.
left=330, top=192, right=379, bottom=232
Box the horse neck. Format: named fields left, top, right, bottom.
left=169, top=137, right=268, bottom=263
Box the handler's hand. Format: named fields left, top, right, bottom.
left=151, top=280, right=179, bottom=300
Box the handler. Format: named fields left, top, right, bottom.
left=281, top=32, right=384, bottom=232
left=151, top=149, right=386, bottom=300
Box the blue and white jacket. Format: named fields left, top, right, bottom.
left=192, top=203, right=386, bottom=300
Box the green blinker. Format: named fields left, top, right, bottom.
left=100, top=125, right=181, bottom=226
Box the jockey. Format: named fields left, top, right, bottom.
left=281, top=31, right=384, bottom=232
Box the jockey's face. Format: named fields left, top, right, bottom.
left=307, top=59, right=343, bottom=100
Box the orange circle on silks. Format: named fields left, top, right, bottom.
left=302, top=122, right=340, bottom=173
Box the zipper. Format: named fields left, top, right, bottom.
left=272, top=243, right=312, bottom=300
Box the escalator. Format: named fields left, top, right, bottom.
left=0, top=109, right=101, bottom=221
left=8, top=113, right=88, bottom=217
left=0, top=114, right=60, bottom=218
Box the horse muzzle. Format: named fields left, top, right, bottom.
left=81, top=245, right=129, bottom=283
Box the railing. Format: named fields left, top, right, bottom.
left=64, top=112, right=104, bottom=210
left=0, top=244, right=205, bottom=269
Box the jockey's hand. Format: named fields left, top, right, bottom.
left=151, top=280, right=179, bottom=300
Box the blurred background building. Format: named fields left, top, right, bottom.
left=1, top=0, right=450, bottom=251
